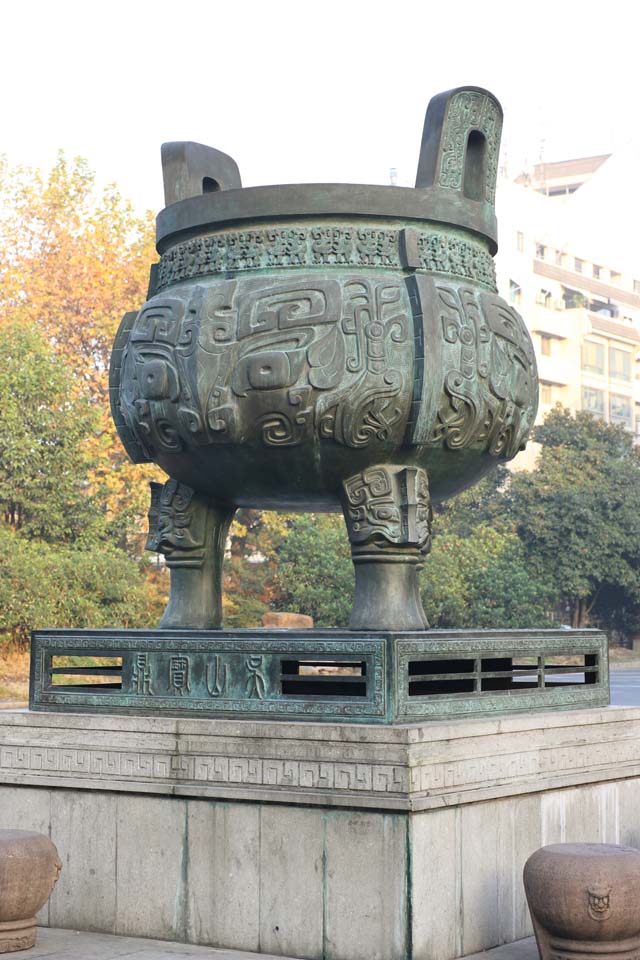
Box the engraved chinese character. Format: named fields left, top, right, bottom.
left=206, top=655, right=227, bottom=697
left=245, top=655, right=266, bottom=700
left=168, top=656, right=191, bottom=695
left=132, top=653, right=153, bottom=696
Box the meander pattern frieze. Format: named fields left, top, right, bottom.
left=3, top=726, right=639, bottom=799
left=154, top=226, right=497, bottom=292
left=35, top=635, right=382, bottom=653
left=0, top=744, right=408, bottom=794
left=34, top=692, right=384, bottom=718
left=409, top=734, right=640, bottom=794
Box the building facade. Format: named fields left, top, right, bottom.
left=495, top=153, right=640, bottom=463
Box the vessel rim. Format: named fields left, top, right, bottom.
left=156, top=182, right=498, bottom=255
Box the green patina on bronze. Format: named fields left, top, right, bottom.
left=30, top=629, right=608, bottom=724
left=108, top=85, right=539, bottom=634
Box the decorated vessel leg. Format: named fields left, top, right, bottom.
left=341, top=466, right=432, bottom=631
left=146, top=480, right=235, bottom=630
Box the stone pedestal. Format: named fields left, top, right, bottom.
left=2, top=707, right=640, bottom=960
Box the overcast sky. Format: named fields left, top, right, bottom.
left=1, top=0, right=637, bottom=215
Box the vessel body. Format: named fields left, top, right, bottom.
left=113, top=214, right=537, bottom=510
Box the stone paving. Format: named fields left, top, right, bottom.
left=26, top=929, right=295, bottom=960
left=25, top=929, right=540, bottom=960
left=463, top=937, right=538, bottom=960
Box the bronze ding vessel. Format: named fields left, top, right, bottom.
left=110, top=86, right=538, bottom=631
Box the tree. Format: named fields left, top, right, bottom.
left=421, top=523, right=557, bottom=629
left=0, top=526, right=163, bottom=646
left=274, top=514, right=353, bottom=627
left=434, top=464, right=512, bottom=535
left=0, top=322, right=103, bottom=543
left=0, top=322, right=166, bottom=645
left=0, top=153, right=154, bottom=399
left=272, top=510, right=556, bottom=630
left=508, top=406, right=640, bottom=628
left=0, top=153, right=159, bottom=555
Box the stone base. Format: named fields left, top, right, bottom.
left=0, top=918, right=36, bottom=954
left=2, top=707, right=640, bottom=960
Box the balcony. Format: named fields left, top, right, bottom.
left=534, top=260, right=640, bottom=311
left=588, top=314, right=640, bottom=346
left=530, top=304, right=570, bottom=340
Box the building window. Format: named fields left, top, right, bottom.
left=536, top=243, right=546, bottom=260
left=536, top=288, right=553, bottom=308
left=540, top=384, right=553, bottom=404
left=593, top=264, right=601, bottom=279
left=610, top=393, right=632, bottom=425
left=581, top=341, right=605, bottom=375
left=563, top=287, right=587, bottom=309
left=582, top=386, right=605, bottom=416
left=555, top=249, right=564, bottom=265
left=575, top=258, right=584, bottom=274
left=610, top=271, right=621, bottom=285
left=509, top=279, right=522, bottom=305
left=634, top=280, right=640, bottom=294
left=516, top=231, right=524, bottom=252
left=540, top=334, right=552, bottom=356
left=609, top=347, right=631, bottom=382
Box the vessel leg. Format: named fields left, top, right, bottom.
left=146, top=480, right=235, bottom=630
left=340, top=465, right=432, bottom=631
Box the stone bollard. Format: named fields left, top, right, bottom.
left=524, top=843, right=640, bottom=960
left=0, top=830, right=61, bottom=953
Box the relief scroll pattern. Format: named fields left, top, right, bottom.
left=114, top=275, right=537, bottom=465
left=116, top=276, right=413, bottom=457
left=342, top=466, right=431, bottom=552
left=145, top=479, right=209, bottom=567
left=417, top=282, right=538, bottom=459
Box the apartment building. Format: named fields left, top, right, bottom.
left=495, top=148, right=640, bottom=462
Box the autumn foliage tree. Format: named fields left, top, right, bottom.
left=0, top=154, right=169, bottom=644
left=0, top=153, right=158, bottom=552
left=0, top=153, right=154, bottom=393
left=0, top=153, right=280, bottom=636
